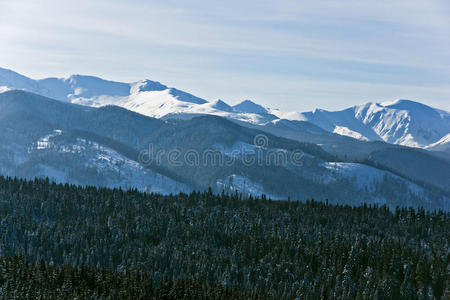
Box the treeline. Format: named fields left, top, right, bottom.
left=0, top=176, right=448, bottom=299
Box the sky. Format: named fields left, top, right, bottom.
left=0, top=0, right=449, bottom=111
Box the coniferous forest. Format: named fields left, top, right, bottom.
left=0, top=176, right=448, bottom=299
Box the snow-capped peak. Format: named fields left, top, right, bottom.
left=379, top=98, right=404, bottom=106
left=0, top=67, right=448, bottom=150
left=232, top=99, right=268, bottom=114
left=207, top=99, right=233, bottom=112
left=130, top=79, right=168, bottom=94
left=299, top=99, right=449, bottom=148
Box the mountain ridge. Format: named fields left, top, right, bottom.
left=1, top=67, right=448, bottom=151
left=0, top=89, right=448, bottom=211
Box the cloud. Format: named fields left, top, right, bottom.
left=0, top=0, right=449, bottom=111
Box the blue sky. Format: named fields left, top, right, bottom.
left=1, top=0, right=449, bottom=111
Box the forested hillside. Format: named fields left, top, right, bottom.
left=1, top=90, right=449, bottom=210
left=0, top=176, right=448, bottom=299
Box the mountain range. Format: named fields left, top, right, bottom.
left=0, top=67, right=449, bottom=210
left=1, top=67, right=449, bottom=151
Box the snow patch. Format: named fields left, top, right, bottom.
left=34, top=129, right=63, bottom=150
left=0, top=86, right=11, bottom=93
left=425, top=133, right=450, bottom=151
left=333, top=126, right=369, bottom=141
left=321, top=162, right=425, bottom=196
left=28, top=133, right=190, bottom=194
left=216, top=174, right=276, bottom=198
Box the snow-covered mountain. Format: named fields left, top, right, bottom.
left=297, top=100, right=450, bottom=148
left=1, top=90, right=448, bottom=210
left=0, top=68, right=276, bottom=124
left=1, top=67, right=449, bottom=151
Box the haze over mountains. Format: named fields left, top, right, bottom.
left=0, top=67, right=449, bottom=210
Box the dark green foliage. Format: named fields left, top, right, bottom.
left=0, top=176, right=448, bottom=299
left=0, top=256, right=257, bottom=299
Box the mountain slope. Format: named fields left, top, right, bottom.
left=0, top=90, right=448, bottom=210
left=1, top=67, right=448, bottom=151
left=298, top=100, right=450, bottom=148
left=425, top=133, right=450, bottom=152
